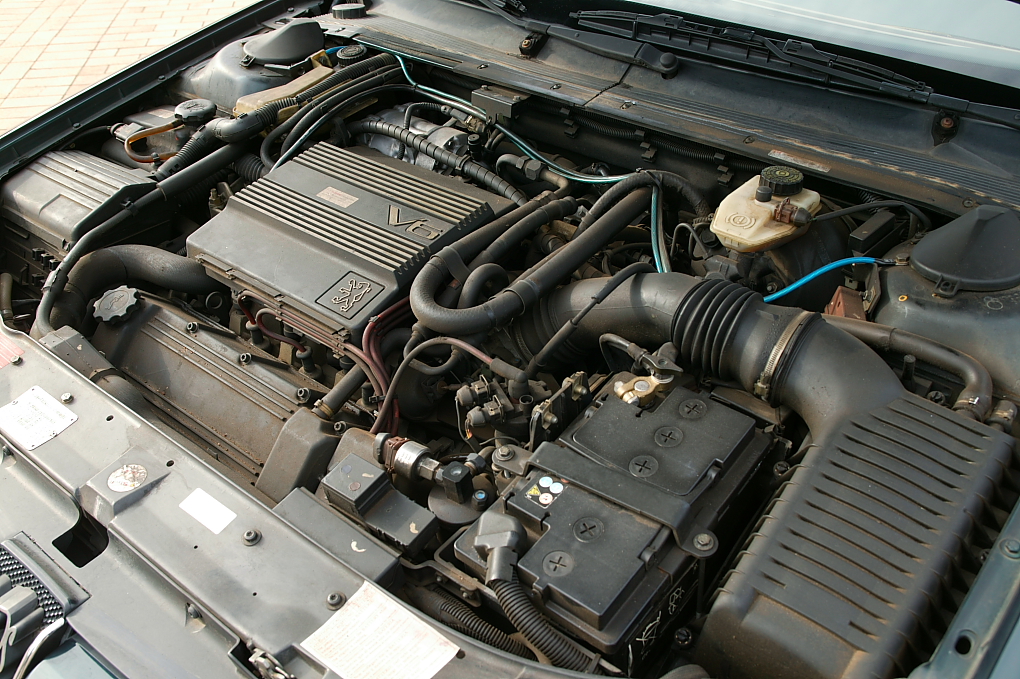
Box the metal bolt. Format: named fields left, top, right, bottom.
left=9, top=355, right=21, bottom=365
left=333, top=421, right=348, bottom=434
left=326, top=591, right=345, bottom=609
left=186, top=322, right=199, bottom=333
left=242, top=529, right=261, bottom=546
left=620, top=100, right=636, bottom=109
left=765, top=282, right=779, bottom=293
left=693, top=532, right=715, bottom=551
left=239, top=353, right=252, bottom=365
left=940, top=116, right=955, bottom=129
left=674, top=627, right=693, bottom=648
left=187, top=603, right=202, bottom=619
left=963, top=199, right=977, bottom=208
left=494, top=446, right=515, bottom=462
left=296, top=387, right=311, bottom=403
left=743, top=135, right=756, bottom=144
left=1002, top=539, right=1020, bottom=558
left=60, top=393, right=73, bottom=404
left=927, top=390, right=947, bottom=405
left=72, top=122, right=81, bottom=129
left=773, top=460, right=791, bottom=477
left=551, top=83, right=561, bottom=89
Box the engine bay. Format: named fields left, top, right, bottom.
left=2, top=4, right=1020, bottom=679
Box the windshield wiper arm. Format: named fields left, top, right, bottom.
left=469, top=0, right=680, bottom=76
left=572, top=10, right=1020, bottom=131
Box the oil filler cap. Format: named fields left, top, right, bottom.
left=759, top=165, right=804, bottom=196
left=93, top=286, right=141, bottom=325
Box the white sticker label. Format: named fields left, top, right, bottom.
left=179, top=488, right=237, bottom=535
left=0, top=386, right=78, bottom=450
left=302, top=582, right=459, bottom=679
left=768, top=150, right=831, bottom=173
left=316, top=186, right=359, bottom=208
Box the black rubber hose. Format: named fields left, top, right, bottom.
left=457, top=264, right=510, bottom=310
left=49, top=245, right=223, bottom=330
left=822, top=315, right=992, bottom=420
left=405, top=587, right=533, bottom=659
left=0, top=273, right=14, bottom=324
left=515, top=274, right=913, bottom=443
left=395, top=101, right=446, bottom=160
left=347, top=120, right=528, bottom=206
left=525, top=262, right=655, bottom=378
left=489, top=575, right=591, bottom=671
left=34, top=143, right=248, bottom=337
left=313, top=365, right=366, bottom=420
left=278, top=66, right=404, bottom=157
left=411, top=188, right=650, bottom=335
left=577, top=172, right=711, bottom=237
left=469, top=197, right=577, bottom=269
left=235, top=153, right=267, bottom=182
left=296, top=52, right=395, bottom=103
left=154, top=126, right=219, bottom=180
left=814, top=200, right=931, bottom=231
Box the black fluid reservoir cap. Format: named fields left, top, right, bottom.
left=174, top=99, right=216, bottom=126
left=93, top=286, right=141, bottom=325
left=333, top=44, right=367, bottom=66
left=332, top=2, right=367, bottom=18
left=911, top=205, right=1020, bottom=293
left=759, top=165, right=804, bottom=196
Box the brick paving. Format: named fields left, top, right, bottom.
left=0, top=0, right=258, bottom=134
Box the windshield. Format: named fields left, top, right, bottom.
left=629, top=0, right=1020, bottom=90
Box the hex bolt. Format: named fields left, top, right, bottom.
left=60, top=393, right=73, bottom=404
left=494, top=446, right=515, bottom=462
left=186, top=322, right=199, bottom=334
left=242, top=529, right=261, bottom=546
left=296, top=387, right=311, bottom=403
left=773, top=461, right=791, bottom=477
left=1002, top=539, right=1020, bottom=558
left=693, top=532, right=715, bottom=552
left=326, top=591, right=346, bottom=609
left=9, top=355, right=21, bottom=365
left=927, top=390, right=947, bottom=405
left=674, top=627, right=693, bottom=648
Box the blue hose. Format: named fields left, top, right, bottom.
left=763, top=257, right=882, bottom=303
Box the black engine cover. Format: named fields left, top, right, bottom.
left=187, top=142, right=513, bottom=335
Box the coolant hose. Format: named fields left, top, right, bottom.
left=405, top=587, right=532, bottom=659
left=346, top=120, right=528, bottom=206
left=49, top=245, right=223, bottom=330
left=0, top=273, right=13, bottom=324
left=411, top=189, right=650, bottom=336
left=468, top=197, right=576, bottom=269
left=489, top=574, right=591, bottom=671
left=576, top=171, right=711, bottom=235
left=822, top=315, right=992, bottom=421
left=34, top=143, right=248, bottom=336
left=313, top=365, right=366, bottom=420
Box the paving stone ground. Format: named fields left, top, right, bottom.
left=0, top=0, right=258, bottom=134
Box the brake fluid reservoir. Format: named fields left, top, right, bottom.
left=710, top=166, right=821, bottom=252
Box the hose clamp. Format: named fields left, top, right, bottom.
left=754, top=310, right=815, bottom=403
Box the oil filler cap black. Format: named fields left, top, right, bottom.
left=759, top=165, right=804, bottom=196
left=93, top=286, right=141, bottom=325
left=911, top=205, right=1020, bottom=295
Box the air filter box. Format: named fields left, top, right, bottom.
left=187, top=143, right=514, bottom=335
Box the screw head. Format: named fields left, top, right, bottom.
left=186, top=322, right=199, bottom=333
left=478, top=63, right=488, bottom=69
left=654, top=426, right=684, bottom=447
left=60, top=393, right=73, bottom=404
left=927, top=390, right=947, bottom=405
left=674, top=627, right=693, bottom=648
left=679, top=399, right=707, bottom=419
left=242, top=529, right=261, bottom=546
left=940, top=116, right=955, bottom=129
left=744, top=135, right=756, bottom=144
left=629, top=455, right=658, bottom=478
left=1002, top=539, right=1020, bottom=558
left=773, top=461, right=791, bottom=477
left=9, top=355, right=21, bottom=365
left=187, top=603, right=202, bottom=619
left=693, top=532, right=715, bottom=551
left=542, top=551, right=574, bottom=577
left=573, top=517, right=604, bottom=542
left=963, top=199, right=977, bottom=208
left=326, top=591, right=346, bottom=609
left=158, top=74, right=166, bottom=81
left=494, top=445, right=515, bottom=461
